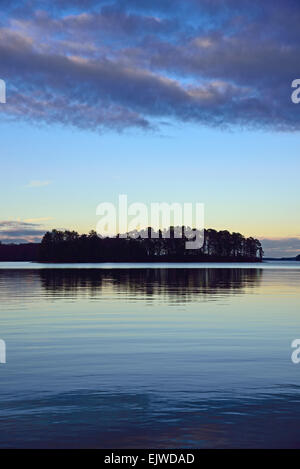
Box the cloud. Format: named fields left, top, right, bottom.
left=0, top=1, right=300, bottom=132
left=25, top=180, right=51, bottom=188
left=0, top=220, right=46, bottom=243
left=260, top=237, right=300, bottom=258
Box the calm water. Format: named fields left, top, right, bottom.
left=0, top=261, right=300, bottom=448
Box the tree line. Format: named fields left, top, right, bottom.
left=38, top=227, right=264, bottom=262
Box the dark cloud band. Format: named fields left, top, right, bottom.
left=0, top=0, right=300, bottom=132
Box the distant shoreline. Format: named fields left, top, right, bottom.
left=0, top=243, right=263, bottom=263
left=1, top=258, right=298, bottom=263
left=36, top=257, right=263, bottom=264
left=0, top=242, right=298, bottom=263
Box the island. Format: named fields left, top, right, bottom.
left=33, top=227, right=263, bottom=263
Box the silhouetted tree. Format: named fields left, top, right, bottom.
left=38, top=227, right=263, bottom=263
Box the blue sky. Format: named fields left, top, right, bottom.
left=0, top=0, right=300, bottom=256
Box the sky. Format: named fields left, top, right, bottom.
left=0, top=0, right=300, bottom=257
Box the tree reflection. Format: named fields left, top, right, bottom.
left=38, top=268, right=263, bottom=302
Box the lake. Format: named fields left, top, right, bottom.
left=0, top=261, right=300, bottom=448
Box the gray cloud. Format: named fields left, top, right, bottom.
left=0, top=221, right=46, bottom=243
left=260, top=237, right=300, bottom=258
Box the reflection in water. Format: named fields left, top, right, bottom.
left=0, top=266, right=300, bottom=448
left=0, top=268, right=263, bottom=307
left=38, top=268, right=263, bottom=301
